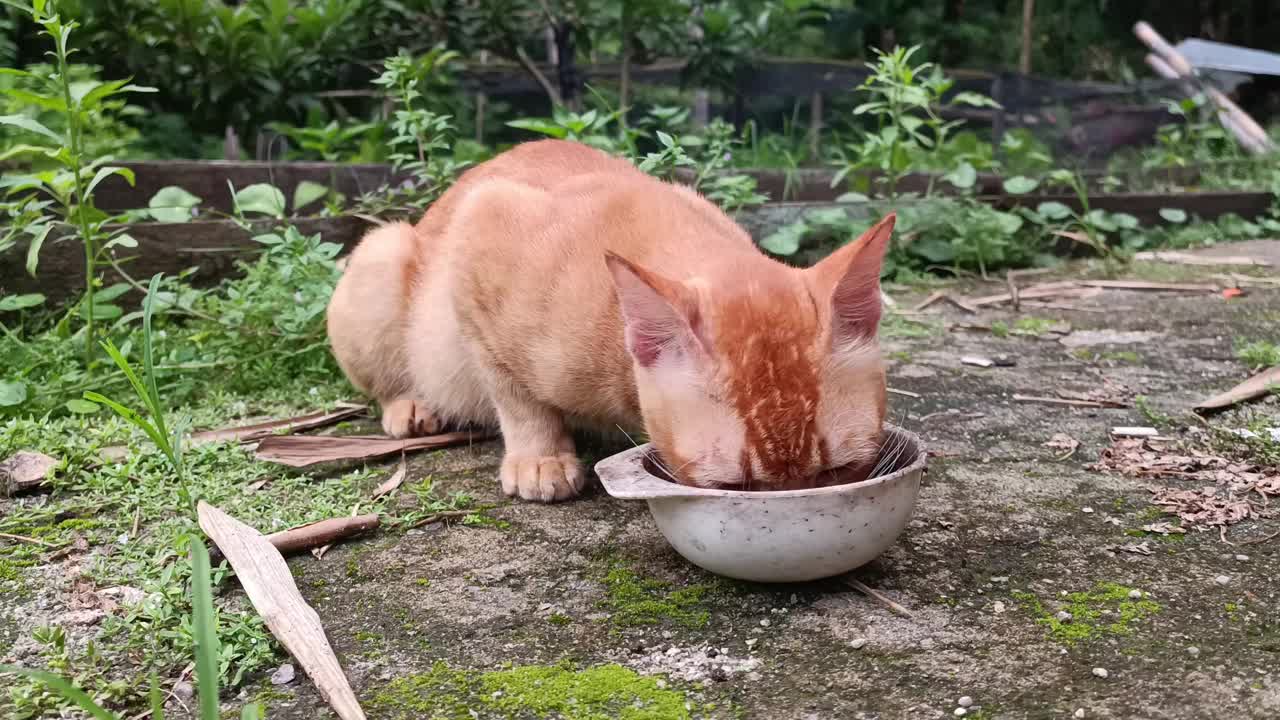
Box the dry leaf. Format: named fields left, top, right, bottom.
left=191, top=406, right=367, bottom=445
left=254, top=432, right=490, bottom=468
left=1, top=450, right=57, bottom=494
left=1194, top=367, right=1280, bottom=414
left=197, top=502, right=367, bottom=720
left=371, top=458, right=408, bottom=501
left=1141, top=522, right=1186, bottom=535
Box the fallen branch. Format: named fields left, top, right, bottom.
left=264, top=515, right=381, bottom=557
left=1194, top=367, right=1280, bottom=414
left=913, top=291, right=977, bottom=314
left=887, top=387, right=922, bottom=399
left=255, top=431, right=492, bottom=468
left=197, top=502, right=368, bottom=720
left=843, top=576, right=914, bottom=618
left=962, top=282, right=1099, bottom=307
left=191, top=406, right=367, bottom=445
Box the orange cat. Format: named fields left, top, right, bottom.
left=327, top=140, right=893, bottom=501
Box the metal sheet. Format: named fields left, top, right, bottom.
left=1175, top=38, right=1280, bottom=77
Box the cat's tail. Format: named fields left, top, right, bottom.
left=326, top=221, right=419, bottom=401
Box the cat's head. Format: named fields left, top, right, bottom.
left=606, top=213, right=894, bottom=491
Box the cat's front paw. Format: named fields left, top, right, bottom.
left=500, top=452, right=585, bottom=502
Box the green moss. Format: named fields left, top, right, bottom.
left=355, top=631, right=383, bottom=644
left=1012, top=582, right=1162, bottom=646
left=371, top=661, right=690, bottom=720
left=415, top=578, right=431, bottom=587
left=1011, top=316, right=1054, bottom=335
left=600, top=562, right=710, bottom=628
left=547, top=613, right=571, bottom=626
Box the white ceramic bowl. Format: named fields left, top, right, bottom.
left=595, top=425, right=926, bottom=583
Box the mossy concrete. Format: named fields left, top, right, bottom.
left=5, top=249, right=1280, bottom=719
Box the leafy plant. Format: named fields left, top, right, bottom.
left=1, top=536, right=264, bottom=720
left=361, top=46, right=467, bottom=216
left=1008, top=169, right=1139, bottom=264
left=1237, top=340, right=1280, bottom=371
left=83, top=273, right=194, bottom=512
left=0, top=0, right=155, bottom=363
left=832, top=44, right=1000, bottom=197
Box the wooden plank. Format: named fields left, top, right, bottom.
left=0, top=215, right=374, bottom=304
left=94, top=161, right=410, bottom=215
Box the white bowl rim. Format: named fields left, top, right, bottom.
left=595, top=424, right=926, bottom=500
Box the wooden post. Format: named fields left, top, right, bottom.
left=475, top=50, right=488, bottom=143
left=544, top=26, right=558, bottom=65
left=808, top=91, right=823, bottom=159
left=1019, top=0, right=1035, bottom=75
left=1134, top=21, right=1274, bottom=155
left=619, top=1, right=632, bottom=128
left=693, top=89, right=710, bottom=128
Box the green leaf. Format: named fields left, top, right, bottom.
left=148, top=186, right=201, bottom=223
left=994, top=212, right=1024, bottom=235
left=910, top=237, right=956, bottom=263
left=85, top=166, right=135, bottom=198
left=104, top=233, right=138, bottom=250
left=1002, top=176, right=1039, bottom=194
left=505, top=118, right=567, bottom=138
left=1158, top=208, right=1188, bottom=224
left=292, top=181, right=328, bottom=212
left=944, top=162, right=977, bottom=190
left=835, top=192, right=870, bottom=203
left=241, top=703, right=264, bottom=720
left=0, top=380, right=28, bottom=407
left=65, top=398, right=100, bottom=414
left=1036, top=201, right=1073, bottom=221
left=1, top=88, right=66, bottom=111
left=1112, top=213, right=1140, bottom=230
left=77, top=79, right=156, bottom=111
left=0, top=293, right=44, bottom=312
left=26, top=223, right=53, bottom=277
left=190, top=537, right=222, bottom=720
left=0, top=666, right=118, bottom=720
left=0, top=114, right=63, bottom=143
left=951, top=91, right=1002, bottom=109
left=656, top=131, right=676, bottom=148
left=806, top=208, right=849, bottom=227
left=760, top=222, right=806, bottom=256
left=233, top=183, right=286, bottom=218
left=1085, top=209, right=1117, bottom=232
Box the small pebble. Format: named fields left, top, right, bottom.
left=954, top=709, right=967, bottom=717
left=1092, top=667, right=1109, bottom=679
left=173, top=682, right=194, bottom=701
left=1235, top=554, right=1250, bottom=561
left=1074, top=710, right=1086, bottom=719
left=1056, top=611, right=1073, bottom=623
left=1215, top=575, right=1231, bottom=585
left=850, top=638, right=868, bottom=650
left=958, top=696, right=974, bottom=708
left=1187, top=646, right=1200, bottom=657
left=1128, top=589, right=1143, bottom=600
left=1082, top=507, right=1094, bottom=514
left=993, top=601, right=1006, bottom=614
left=269, top=663, right=296, bottom=686
left=760, top=618, right=772, bottom=627
left=746, top=638, right=758, bottom=647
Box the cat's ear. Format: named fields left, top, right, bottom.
left=605, top=252, right=705, bottom=367
left=806, top=212, right=895, bottom=345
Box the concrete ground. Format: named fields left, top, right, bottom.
left=7, top=245, right=1280, bottom=720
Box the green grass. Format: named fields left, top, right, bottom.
left=1236, top=339, right=1280, bottom=369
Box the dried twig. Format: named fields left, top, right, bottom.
left=1078, top=280, right=1218, bottom=292
left=1012, top=394, right=1115, bottom=408
left=198, top=503, right=367, bottom=720
left=410, top=509, right=477, bottom=529
left=1133, top=251, right=1271, bottom=267
left=843, top=576, right=914, bottom=618
left=1006, top=270, right=1020, bottom=312
left=887, top=387, right=921, bottom=399
left=0, top=531, right=55, bottom=547
left=263, top=515, right=381, bottom=557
